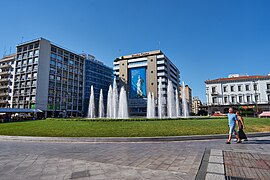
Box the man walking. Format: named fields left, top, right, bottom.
left=226, top=108, right=241, bottom=144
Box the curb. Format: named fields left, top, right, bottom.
left=0, top=132, right=269, bottom=143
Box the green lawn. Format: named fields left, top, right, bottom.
left=0, top=117, right=269, bottom=137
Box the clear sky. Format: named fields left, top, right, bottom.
left=0, top=0, right=270, bottom=102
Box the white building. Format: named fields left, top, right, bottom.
left=205, top=74, right=270, bottom=115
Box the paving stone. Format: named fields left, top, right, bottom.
left=205, top=173, right=225, bottom=180
left=209, top=156, right=224, bottom=164
left=207, top=163, right=225, bottom=174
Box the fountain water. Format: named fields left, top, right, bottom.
left=87, top=85, right=95, bottom=118
left=147, top=92, right=155, bottom=118
left=158, top=77, right=165, bottom=118
left=118, top=86, right=129, bottom=119
left=99, top=89, right=104, bottom=118
left=182, top=81, right=189, bottom=117
left=175, top=89, right=180, bottom=117
left=167, top=80, right=176, bottom=118
left=151, top=92, right=155, bottom=117
left=112, top=78, right=119, bottom=119
left=106, top=85, right=113, bottom=118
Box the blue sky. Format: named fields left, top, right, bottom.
left=0, top=0, right=270, bottom=102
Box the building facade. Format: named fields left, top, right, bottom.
left=12, top=38, right=85, bottom=117
left=0, top=54, right=15, bottom=108
left=82, top=54, right=113, bottom=116
left=192, top=96, right=202, bottom=115
left=205, top=74, right=270, bottom=115
left=114, top=50, right=180, bottom=116
left=179, top=84, right=192, bottom=113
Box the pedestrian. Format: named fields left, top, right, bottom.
left=236, top=111, right=248, bottom=141
left=226, top=108, right=241, bottom=144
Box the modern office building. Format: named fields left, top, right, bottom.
left=114, top=50, right=180, bottom=116
left=12, top=38, right=85, bottom=117
left=0, top=54, right=15, bottom=108
left=82, top=54, right=113, bottom=116
left=192, top=96, right=202, bottom=115
left=179, top=84, right=192, bottom=113
left=205, top=74, right=270, bottom=115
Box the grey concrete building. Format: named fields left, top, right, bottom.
left=114, top=50, right=180, bottom=116
left=12, top=38, right=84, bottom=117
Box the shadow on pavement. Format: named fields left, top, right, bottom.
left=243, top=140, right=270, bottom=144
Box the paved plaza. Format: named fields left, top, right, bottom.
left=0, top=136, right=270, bottom=180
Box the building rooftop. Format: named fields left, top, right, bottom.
left=205, top=74, right=270, bottom=84
left=115, top=50, right=163, bottom=61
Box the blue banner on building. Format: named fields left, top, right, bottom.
left=129, top=67, right=147, bottom=99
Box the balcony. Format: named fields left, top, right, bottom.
left=0, top=100, right=8, bottom=104
left=0, top=92, right=9, bottom=97
left=211, top=92, right=219, bottom=96
left=0, top=78, right=10, bottom=82
left=0, top=86, right=9, bottom=90
left=266, top=89, right=270, bottom=93
left=0, top=64, right=12, bottom=68
left=0, top=71, right=11, bottom=75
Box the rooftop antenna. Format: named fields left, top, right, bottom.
left=3, top=45, right=6, bottom=58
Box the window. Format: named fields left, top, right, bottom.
left=22, top=60, right=27, bottom=65
left=267, top=84, right=270, bottom=90
left=28, top=51, right=33, bottom=57
left=17, top=54, right=22, bottom=60
left=238, top=85, right=242, bottom=91
left=23, top=46, right=27, bottom=51
left=57, top=56, right=62, bottom=61
left=224, top=97, right=228, bottom=103
left=50, top=60, right=56, bottom=66
left=254, top=84, right=258, bottom=91
left=231, top=96, right=235, bottom=103
left=239, top=96, right=243, bottom=103
left=34, top=50, right=39, bottom=56
left=28, top=58, right=33, bottom=64
left=51, top=47, right=56, bottom=52
left=50, top=75, right=55, bottom=80
left=23, top=53, right=27, bottom=59
left=34, top=57, right=38, bottom=64
left=28, top=44, right=33, bottom=50
left=255, top=95, right=259, bottom=102
left=212, top=97, right=217, bottom=104
left=212, top=87, right=216, bottom=93
left=245, top=84, right=250, bottom=91
left=51, top=53, right=57, bottom=59
left=268, top=95, right=270, bottom=102
left=17, top=61, right=21, bottom=66
left=247, top=95, right=251, bottom=103
left=230, top=85, right=235, bottom=92
left=34, top=43, right=39, bottom=48
left=223, top=86, right=227, bottom=92
left=32, top=80, right=36, bottom=86
left=33, top=72, right=37, bottom=78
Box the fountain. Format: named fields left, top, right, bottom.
left=112, top=78, right=119, bottom=119
left=175, top=89, right=180, bottom=117
left=87, top=85, right=95, bottom=118
left=118, top=86, right=129, bottom=119
left=182, top=81, right=189, bottom=117
left=106, top=85, right=113, bottom=118
left=99, top=89, right=104, bottom=118
left=147, top=92, right=155, bottom=118
left=158, top=77, right=165, bottom=118
left=167, top=80, right=176, bottom=118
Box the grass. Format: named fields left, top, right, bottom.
left=0, top=117, right=269, bottom=137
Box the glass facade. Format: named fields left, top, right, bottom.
left=83, top=55, right=113, bottom=116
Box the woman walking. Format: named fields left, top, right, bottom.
left=236, top=111, right=248, bottom=141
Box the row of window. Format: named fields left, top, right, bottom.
left=211, top=94, right=270, bottom=104
left=17, top=43, right=39, bottom=53
left=17, top=50, right=39, bottom=60
left=15, top=65, right=38, bottom=74
left=212, top=84, right=260, bottom=93
left=14, top=88, right=36, bottom=95
left=15, top=73, right=37, bottom=81
left=16, top=58, right=39, bottom=66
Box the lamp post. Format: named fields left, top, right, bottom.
left=206, top=87, right=209, bottom=115
left=253, top=80, right=258, bottom=116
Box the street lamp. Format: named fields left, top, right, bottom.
left=253, top=80, right=259, bottom=116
